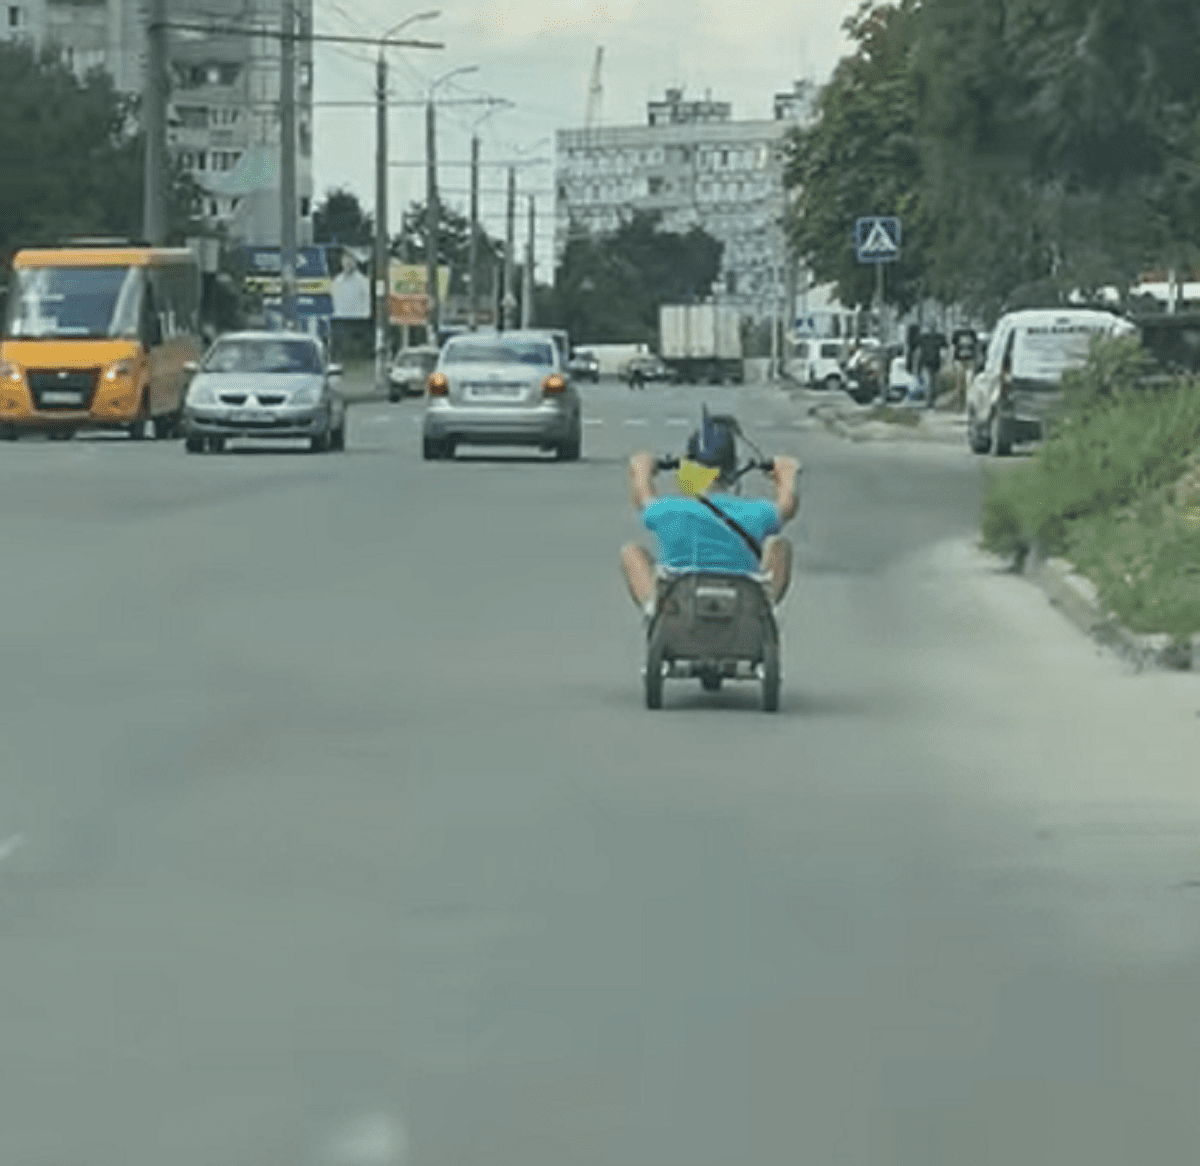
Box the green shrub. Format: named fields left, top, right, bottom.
left=979, top=334, right=1200, bottom=634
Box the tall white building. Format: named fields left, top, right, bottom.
left=3, top=0, right=313, bottom=245
left=555, top=84, right=815, bottom=318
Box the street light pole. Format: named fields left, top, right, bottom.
left=425, top=64, right=479, bottom=343
left=142, top=0, right=168, bottom=245
left=280, top=0, right=297, bottom=329
left=373, top=10, right=441, bottom=395
left=374, top=50, right=389, bottom=393
left=468, top=134, right=479, bottom=330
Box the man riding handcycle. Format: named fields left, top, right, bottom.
left=619, top=409, right=802, bottom=710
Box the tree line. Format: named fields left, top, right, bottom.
left=785, top=0, right=1200, bottom=320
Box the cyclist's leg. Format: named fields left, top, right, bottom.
left=761, top=536, right=793, bottom=604
left=620, top=542, right=657, bottom=609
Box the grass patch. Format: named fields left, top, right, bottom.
left=979, top=335, right=1200, bottom=637
left=864, top=403, right=922, bottom=426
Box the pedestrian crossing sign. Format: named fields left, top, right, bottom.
left=855, top=217, right=901, bottom=263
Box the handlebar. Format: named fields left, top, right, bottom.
left=654, top=455, right=775, bottom=476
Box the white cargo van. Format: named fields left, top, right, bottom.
left=966, top=308, right=1135, bottom=455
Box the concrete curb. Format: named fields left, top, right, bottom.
left=1023, top=550, right=1198, bottom=672
left=805, top=400, right=968, bottom=445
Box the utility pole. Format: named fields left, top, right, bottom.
left=142, top=0, right=168, bottom=245
left=374, top=51, right=389, bottom=391
left=468, top=134, right=479, bottom=330
left=425, top=96, right=439, bottom=343
left=503, top=165, right=516, bottom=331
left=522, top=195, right=534, bottom=329
left=279, top=0, right=298, bottom=330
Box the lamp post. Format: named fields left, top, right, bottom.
left=374, top=10, right=440, bottom=396
left=426, top=65, right=479, bottom=342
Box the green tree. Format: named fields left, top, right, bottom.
left=546, top=210, right=724, bottom=344
left=783, top=1, right=926, bottom=312
left=312, top=188, right=374, bottom=246
left=397, top=201, right=504, bottom=296
left=0, top=41, right=200, bottom=263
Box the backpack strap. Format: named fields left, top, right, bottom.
left=694, top=494, right=762, bottom=560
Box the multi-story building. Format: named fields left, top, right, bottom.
left=2, top=0, right=312, bottom=245
left=554, top=84, right=815, bottom=319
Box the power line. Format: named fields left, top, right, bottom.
left=159, top=21, right=443, bottom=49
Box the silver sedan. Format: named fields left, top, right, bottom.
left=182, top=331, right=347, bottom=454
left=422, top=330, right=582, bottom=461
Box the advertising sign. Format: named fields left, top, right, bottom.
left=388, top=263, right=450, bottom=326
left=242, top=246, right=333, bottom=318
left=328, top=245, right=372, bottom=319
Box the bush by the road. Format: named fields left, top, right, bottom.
left=981, top=336, right=1200, bottom=638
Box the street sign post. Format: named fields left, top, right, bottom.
left=854, top=217, right=901, bottom=343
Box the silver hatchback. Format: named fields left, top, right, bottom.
left=421, top=330, right=582, bottom=461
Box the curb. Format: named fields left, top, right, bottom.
left=805, top=401, right=967, bottom=445
left=1023, top=550, right=1198, bottom=672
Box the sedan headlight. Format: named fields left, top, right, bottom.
left=290, top=385, right=321, bottom=405
left=186, top=383, right=217, bottom=406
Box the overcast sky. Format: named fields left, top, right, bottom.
left=311, top=0, right=857, bottom=277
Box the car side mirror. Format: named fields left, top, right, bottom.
left=327, top=363, right=343, bottom=376
left=183, top=360, right=199, bottom=374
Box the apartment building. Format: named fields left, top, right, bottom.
left=3, top=0, right=313, bottom=245
left=555, top=83, right=815, bottom=319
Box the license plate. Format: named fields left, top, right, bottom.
left=467, top=384, right=523, bottom=399
left=240, top=409, right=277, bottom=422
left=41, top=390, right=83, bottom=405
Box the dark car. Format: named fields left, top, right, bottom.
left=568, top=350, right=600, bottom=382
left=623, top=355, right=676, bottom=385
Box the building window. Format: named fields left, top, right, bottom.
left=720, top=149, right=729, bottom=167
left=8, top=5, right=20, bottom=27
left=648, top=177, right=663, bottom=196
left=300, top=196, right=310, bottom=217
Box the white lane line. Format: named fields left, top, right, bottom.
left=0, top=833, right=25, bottom=863
left=583, top=417, right=604, bottom=426
left=623, top=418, right=649, bottom=426
left=325, top=1112, right=408, bottom=1164
left=665, top=417, right=690, bottom=427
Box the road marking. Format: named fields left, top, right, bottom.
left=665, top=417, right=690, bottom=427
left=325, top=1112, right=408, bottom=1164
left=0, top=833, right=25, bottom=863
left=583, top=417, right=604, bottom=426
left=623, top=418, right=649, bottom=426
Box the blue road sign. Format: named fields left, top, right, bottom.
left=855, top=217, right=901, bottom=263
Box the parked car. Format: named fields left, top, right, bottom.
left=966, top=308, right=1136, bottom=455
left=181, top=331, right=346, bottom=454
left=622, top=355, right=677, bottom=385
left=388, top=345, right=440, bottom=401
left=567, top=349, right=600, bottom=382
left=799, top=338, right=848, bottom=391
left=422, top=329, right=582, bottom=461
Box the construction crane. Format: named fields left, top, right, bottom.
left=584, top=46, right=603, bottom=131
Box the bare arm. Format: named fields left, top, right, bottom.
left=769, top=455, right=802, bottom=524
left=629, top=451, right=657, bottom=510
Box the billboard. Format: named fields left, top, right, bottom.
left=327, top=245, right=372, bottom=319
left=241, top=246, right=333, bottom=318
left=388, top=263, right=450, bottom=326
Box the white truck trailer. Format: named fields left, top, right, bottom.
left=659, top=303, right=744, bottom=384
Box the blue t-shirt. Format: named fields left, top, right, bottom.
left=643, top=494, right=781, bottom=574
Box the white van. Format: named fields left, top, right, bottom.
left=793, top=337, right=847, bottom=391
left=966, top=308, right=1135, bottom=455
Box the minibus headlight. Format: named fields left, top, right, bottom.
left=104, top=359, right=135, bottom=382
left=0, top=360, right=22, bottom=383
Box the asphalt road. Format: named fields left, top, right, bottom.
left=2, top=379, right=1200, bottom=1165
